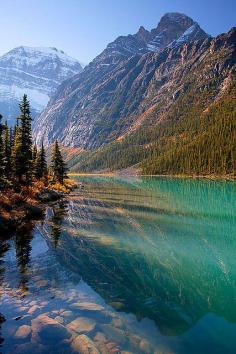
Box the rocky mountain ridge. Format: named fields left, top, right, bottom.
left=33, top=13, right=210, bottom=146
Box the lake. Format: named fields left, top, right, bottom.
left=0, top=176, right=236, bottom=354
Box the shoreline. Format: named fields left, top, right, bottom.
left=0, top=180, right=78, bottom=237
left=69, top=172, right=236, bottom=182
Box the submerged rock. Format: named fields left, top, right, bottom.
left=99, top=324, right=126, bottom=345
left=55, top=316, right=64, bottom=324
left=14, top=342, right=46, bottom=354
left=67, top=317, right=96, bottom=334
left=139, top=338, right=151, bottom=353
left=71, top=334, right=100, bottom=354
left=70, top=302, right=104, bottom=312
left=14, top=325, right=31, bottom=340
left=61, top=310, right=73, bottom=318
left=31, top=314, right=71, bottom=344
left=28, top=305, right=41, bottom=315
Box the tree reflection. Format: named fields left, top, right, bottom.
left=50, top=201, right=68, bottom=248
left=0, top=241, right=8, bottom=348
left=15, top=223, right=34, bottom=292
left=0, top=241, right=9, bottom=285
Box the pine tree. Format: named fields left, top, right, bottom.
left=18, top=94, right=33, bottom=183
left=3, top=121, right=12, bottom=180
left=32, top=145, right=38, bottom=179
left=12, top=124, right=24, bottom=184
left=50, top=140, right=67, bottom=184
left=35, top=142, right=47, bottom=180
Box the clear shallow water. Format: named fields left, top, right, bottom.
left=0, top=176, right=236, bottom=354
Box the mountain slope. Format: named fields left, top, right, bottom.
left=33, top=13, right=209, bottom=146
left=0, top=46, right=82, bottom=125
left=66, top=27, right=236, bottom=177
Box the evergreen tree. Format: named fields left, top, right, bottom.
left=50, top=140, right=67, bottom=184
left=32, top=145, right=38, bottom=179
left=35, top=142, right=47, bottom=180
left=12, top=124, right=24, bottom=184
left=18, top=94, right=33, bottom=183
left=3, top=121, right=12, bottom=179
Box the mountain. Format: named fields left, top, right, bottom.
left=33, top=13, right=209, bottom=146
left=68, top=27, right=236, bottom=176
left=33, top=13, right=236, bottom=177
left=0, top=46, right=82, bottom=125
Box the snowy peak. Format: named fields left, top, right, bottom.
left=99, top=12, right=209, bottom=61
left=0, top=46, right=82, bottom=124
left=0, top=46, right=82, bottom=81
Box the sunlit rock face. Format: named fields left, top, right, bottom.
left=0, top=46, right=82, bottom=125
left=33, top=13, right=210, bottom=147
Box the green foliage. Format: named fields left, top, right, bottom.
left=71, top=85, right=236, bottom=178
left=3, top=121, right=12, bottom=179
left=51, top=140, right=67, bottom=184
left=35, top=142, right=47, bottom=180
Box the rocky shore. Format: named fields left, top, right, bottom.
left=0, top=180, right=78, bottom=236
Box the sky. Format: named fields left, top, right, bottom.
left=0, top=0, right=235, bottom=64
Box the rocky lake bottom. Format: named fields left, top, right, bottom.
left=0, top=176, right=236, bottom=354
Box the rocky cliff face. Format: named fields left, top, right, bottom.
left=33, top=13, right=209, bottom=146
left=0, top=46, right=82, bottom=125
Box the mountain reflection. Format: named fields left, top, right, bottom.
left=40, top=177, right=236, bottom=336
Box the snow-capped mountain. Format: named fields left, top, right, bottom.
left=0, top=46, right=82, bottom=125
left=34, top=13, right=209, bottom=147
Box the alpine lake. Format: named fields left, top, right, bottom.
left=0, top=176, right=236, bottom=354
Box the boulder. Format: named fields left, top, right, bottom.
left=31, top=314, right=71, bottom=344
left=14, top=325, right=31, bottom=340
left=67, top=317, right=96, bottom=334
left=71, top=334, right=100, bottom=354
left=14, top=342, right=46, bottom=354
left=36, top=188, right=63, bottom=203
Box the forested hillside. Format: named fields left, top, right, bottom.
left=65, top=26, right=236, bottom=177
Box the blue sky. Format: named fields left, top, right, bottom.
left=0, top=0, right=235, bottom=64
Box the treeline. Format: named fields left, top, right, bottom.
left=70, top=86, right=236, bottom=177
left=0, top=95, right=67, bottom=189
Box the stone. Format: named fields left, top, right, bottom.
left=139, top=339, right=151, bottom=353
left=99, top=324, right=126, bottom=344
left=71, top=334, right=100, bottom=354
left=14, top=342, right=46, bottom=354
left=28, top=305, right=41, bottom=315
left=55, top=316, right=64, bottom=324
left=29, top=301, right=37, bottom=306
left=61, top=310, right=73, bottom=318
left=111, top=317, right=123, bottom=328
left=70, top=302, right=104, bottom=312
left=36, top=280, right=49, bottom=287
left=14, top=325, right=31, bottom=340
left=36, top=188, right=63, bottom=202
left=67, top=317, right=96, bottom=334
left=129, top=334, right=141, bottom=347
left=31, top=314, right=71, bottom=344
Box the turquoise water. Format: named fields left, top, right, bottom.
left=0, top=176, right=236, bottom=353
